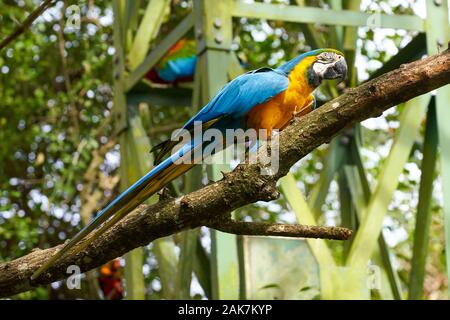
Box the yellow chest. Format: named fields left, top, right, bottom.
left=246, top=57, right=316, bottom=132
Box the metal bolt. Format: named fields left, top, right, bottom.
left=215, top=34, right=223, bottom=44
left=196, top=30, right=203, bottom=39
left=434, top=0, right=442, bottom=6
left=213, top=18, right=222, bottom=29
left=340, top=135, right=350, bottom=145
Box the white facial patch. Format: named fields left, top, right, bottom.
left=313, top=62, right=329, bottom=76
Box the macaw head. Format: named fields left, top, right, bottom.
left=277, top=48, right=347, bottom=88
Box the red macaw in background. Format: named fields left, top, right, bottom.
left=32, top=48, right=347, bottom=280
left=98, top=259, right=124, bottom=300
left=145, top=39, right=197, bottom=85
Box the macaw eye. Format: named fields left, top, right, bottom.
left=317, top=58, right=330, bottom=64
left=317, top=52, right=335, bottom=63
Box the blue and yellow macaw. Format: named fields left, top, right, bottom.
left=144, top=39, right=248, bottom=86
left=145, top=39, right=197, bottom=85
left=31, top=48, right=347, bottom=280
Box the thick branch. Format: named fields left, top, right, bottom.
left=0, top=0, right=56, bottom=51
left=0, top=48, right=449, bottom=298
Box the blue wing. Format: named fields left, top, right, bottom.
left=182, top=68, right=289, bottom=130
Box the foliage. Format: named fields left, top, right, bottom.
left=1, top=0, right=115, bottom=298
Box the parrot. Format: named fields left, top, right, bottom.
left=98, top=259, right=124, bottom=300
left=145, top=39, right=197, bottom=85
left=144, top=39, right=249, bottom=86
left=31, top=48, right=347, bottom=280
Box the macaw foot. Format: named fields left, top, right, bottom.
left=293, top=98, right=315, bottom=117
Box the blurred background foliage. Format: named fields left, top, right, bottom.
left=0, top=0, right=447, bottom=299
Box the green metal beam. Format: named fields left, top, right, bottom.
left=124, top=0, right=141, bottom=33
left=294, top=0, right=324, bottom=50
left=408, top=101, right=438, bottom=300
left=123, top=0, right=142, bottom=50
left=127, top=0, right=170, bottom=71
left=175, top=229, right=199, bottom=299
left=112, top=0, right=128, bottom=134
left=308, top=140, right=345, bottom=217
left=193, top=0, right=240, bottom=300
left=279, top=173, right=336, bottom=299
left=175, top=62, right=204, bottom=300
left=346, top=94, right=430, bottom=268
left=119, top=136, right=144, bottom=300
left=124, top=106, right=180, bottom=299
left=342, top=0, right=361, bottom=87
left=126, top=12, right=195, bottom=92
left=120, top=111, right=149, bottom=300
left=127, top=88, right=193, bottom=107
left=338, top=169, right=357, bottom=257
left=110, top=0, right=446, bottom=302
left=326, top=0, right=344, bottom=47
left=115, top=0, right=127, bottom=47
left=344, top=152, right=403, bottom=300
left=231, top=2, right=424, bottom=31
left=425, top=0, right=450, bottom=296
left=193, top=238, right=213, bottom=298
left=113, top=0, right=146, bottom=300
left=348, top=137, right=403, bottom=300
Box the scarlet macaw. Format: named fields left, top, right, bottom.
left=145, top=39, right=197, bottom=85
left=32, top=48, right=347, bottom=280
left=98, top=259, right=124, bottom=300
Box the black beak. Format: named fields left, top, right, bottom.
left=323, top=58, right=347, bottom=82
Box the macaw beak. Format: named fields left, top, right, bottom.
left=323, top=55, right=347, bottom=82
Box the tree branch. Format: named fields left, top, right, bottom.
left=0, top=47, right=449, bottom=298
left=206, top=219, right=352, bottom=240
left=0, top=0, right=56, bottom=52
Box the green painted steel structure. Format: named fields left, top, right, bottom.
left=111, top=0, right=450, bottom=300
